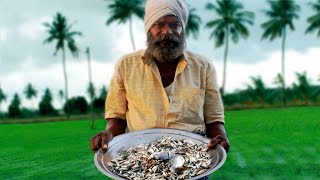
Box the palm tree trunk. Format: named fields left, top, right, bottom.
left=32, top=98, right=35, bottom=111
left=62, top=46, right=70, bottom=119
left=221, top=26, right=229, bottom=95
left=281, top=27, right=287, bottom=107
left=129, top=16, right=136, bottom=52
left=304, top=94, right=308, bottom=105
left=86, top=47, right=95, bottom=130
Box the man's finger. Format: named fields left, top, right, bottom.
left=207, top=135, right=223, bottom=150
left=220, top=140, right=230, bottom=153
left=90, top=135, right=102, bottom=153
left=101, top=131, right=113, bottom=152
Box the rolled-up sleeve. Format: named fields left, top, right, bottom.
left=204, top=62, right=225, bottom=124
left=105, top=59, right=127, bottom=120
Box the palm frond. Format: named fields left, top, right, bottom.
left=309, top=0, right=320, bottom=12
left=261, top=20, right=283, bottom=41
left=261, top=0, right=300, bottom=41
left=67, top=40, right=79, bottom=57
left=306, top=1, right=320, bottom=37
left=106, top=0, right=144, bottom=25
left=186, top=7, right=202, bottom=39
left=214, top=29, right=225, bottom=48
left=0, top=87, right=6, bottom=102
left=43, top=12, right=81, bottom=56
left=205, top=0, right=254, bottom=47
left=206, top=2, right=221, bottom=15
left=230, top=27, right=239, bottom=43
left=206, top=19, right=223, bottom=28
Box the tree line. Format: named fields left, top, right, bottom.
left=0, top=84, right=107, bottom=119
left=223, top=72, right=320, bottom=108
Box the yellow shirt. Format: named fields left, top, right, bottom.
left=105, top=50, right=224, bottom=134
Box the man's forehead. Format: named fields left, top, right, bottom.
left=156, top=15, right=181, bottom=23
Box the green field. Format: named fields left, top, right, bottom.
left=0, top=107, right=319, bottom=179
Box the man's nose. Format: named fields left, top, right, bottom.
left=161, top=24, right=173, bottom=35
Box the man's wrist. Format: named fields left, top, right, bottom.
left=103, top=129, right=113, bottom=139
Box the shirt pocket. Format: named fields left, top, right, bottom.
left=180, top=88, right=205, bottom=123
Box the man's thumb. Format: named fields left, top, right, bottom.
left=101, top=131, right=113, bottom=151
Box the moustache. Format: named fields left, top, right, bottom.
left=154, top=34, right=182, bottom=47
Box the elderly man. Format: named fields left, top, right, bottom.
left=91, top=0, right=229, bottom=160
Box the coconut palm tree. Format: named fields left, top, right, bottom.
left=205, top=0, right=254, bottom=94
left=23, top=83, right=37, bottom=110
left=106, top=0, right=144, bottom=51
left=292, top=72, right=311, bottom=105
left=58, top=89, right=64, bottom=110
left=86, top=46, right=95, bottom=129
left=87, top=83, right=96, bottom=102
left=306, top=0, right=320, bottom=37
left=273, top=73, right=285, bottom=103
left=261, top=0, right=300, bottom=106
left=186, top=7, right=202, bottom=39
left=247, top=76, right=267, bottom=107
left=43, top=12, right=82, bottom=118
left=0, top=85, right=6, bottom=113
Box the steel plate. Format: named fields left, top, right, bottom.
left=94, top=128, right=227, bottom=180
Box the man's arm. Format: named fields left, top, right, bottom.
left=90, top=58, right=127, bottom=153
left=206, top=122, right=230, bottom=153
left=106, top=118, right=127, bottom=137
left=203, top=62, right=229, bottom=152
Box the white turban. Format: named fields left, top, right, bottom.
left=144, top=0, right=189, bottom=33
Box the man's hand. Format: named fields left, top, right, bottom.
left=207, top=134, right=230, bottom=153
left=90, top=130, right=113, bottom=153
left=90, top=118, right=127, bottom=153
left=206, top=122, right=230, bottom=153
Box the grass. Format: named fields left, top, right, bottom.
left=214, top=107, right=320, bottom=179
left=0, top=107, right=319, bottom=179
left=0, top=120, right=107, bottom=180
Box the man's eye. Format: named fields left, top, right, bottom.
left=153, top=23, right=162, bottom=29
left=171, top=23, right=181, bottom=29
left=172, top=24, right=178, bottom=28
left=158, top=23, right=165, bottom=27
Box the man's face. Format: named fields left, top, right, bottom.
left=146, top=15, right=185, bottom=63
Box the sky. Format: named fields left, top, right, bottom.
left=0, top=0, right=320, bottom=110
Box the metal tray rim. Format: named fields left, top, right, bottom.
left=94, top=128, right=227, bottom=180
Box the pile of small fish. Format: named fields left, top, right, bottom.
left=108, top=137, right=213, bottom=180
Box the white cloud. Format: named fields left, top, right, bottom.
left=0, top=27, right=8, bottom=42
left=18, top=16, right=50, bottom=40
left=217, top=47, right=320, bottom=92
left=1, top=57, right=115, bottom=110
left=110, top=17, right=146, bottom=59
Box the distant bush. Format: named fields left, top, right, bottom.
left=20, top=108, right=37, bottom=118
left=92, top=97, right=105, bottom=113
left=0, top=112, right=7, bottom=119
left=39, top=88, right=57, bottom=116
left=64, top=96, right=88, bottom=115
left=8, top=93, right=21, bottom=118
